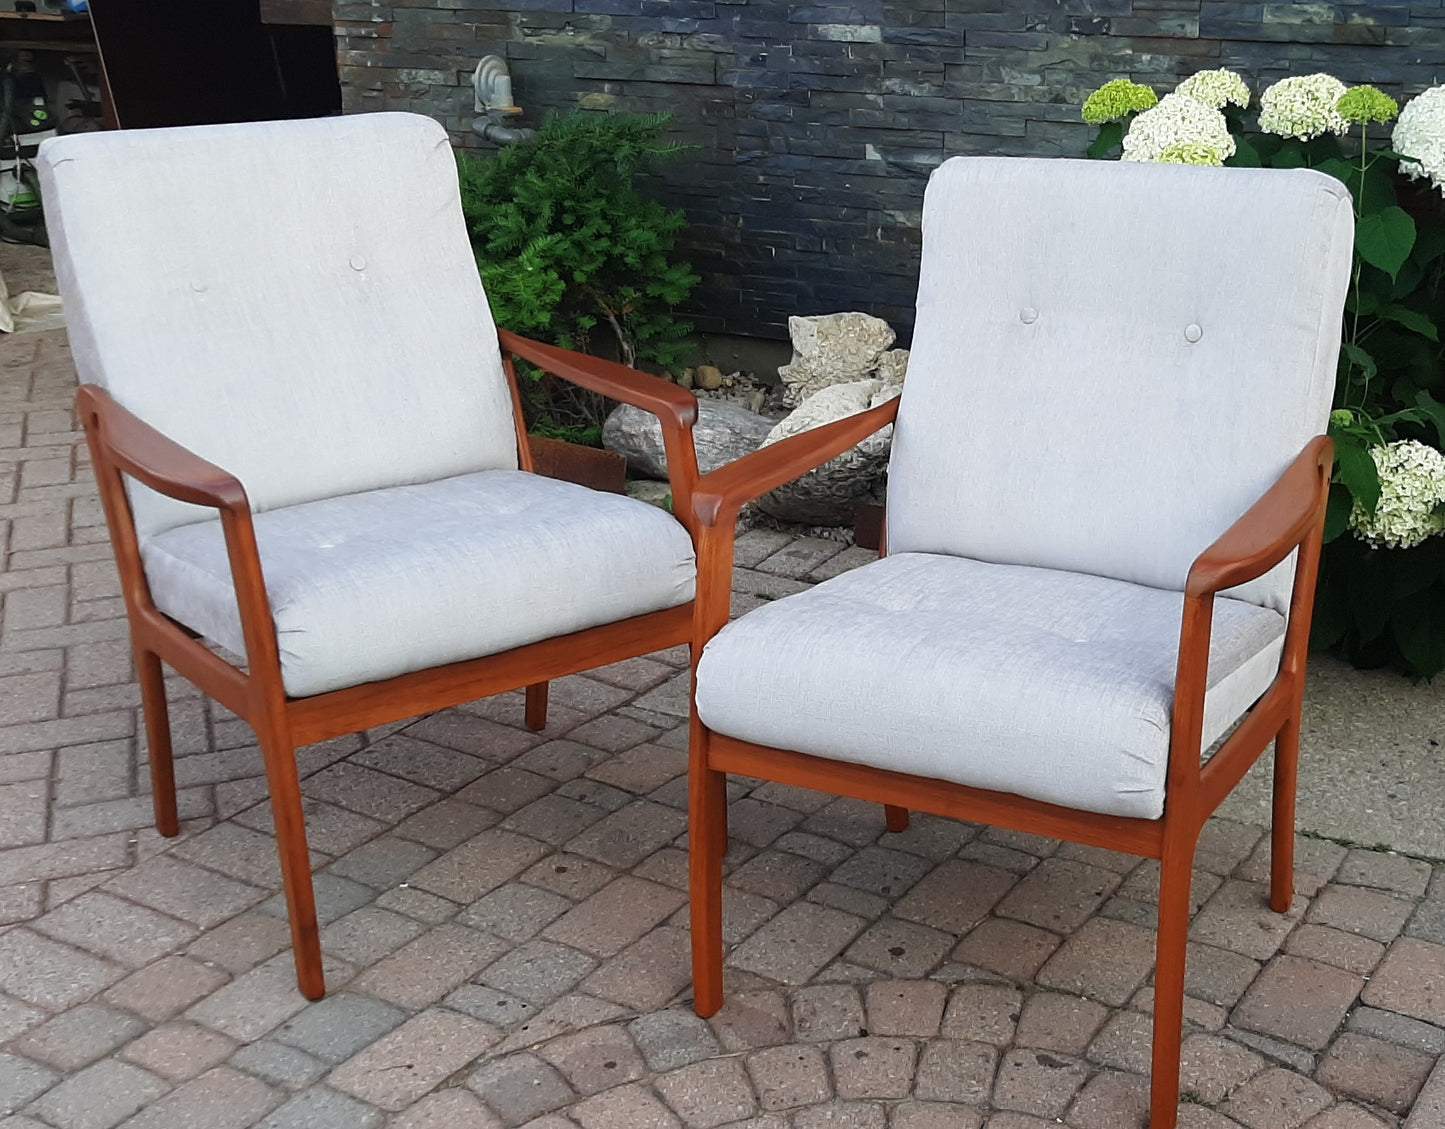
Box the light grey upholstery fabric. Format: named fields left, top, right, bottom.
left=887, top=157, right=1354, bottom=616
left=38, top=113, right=520, bottom=539
left=142, top=470, right=696, bottom=698
left=695, top=553, right=1284, bottom=820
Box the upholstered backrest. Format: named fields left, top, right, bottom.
left=886, top=157, right=1353, bottom=614
left=40, top=112, right=520, bottom=538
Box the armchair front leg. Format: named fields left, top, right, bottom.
left=77, top=384, right=323, bottom=999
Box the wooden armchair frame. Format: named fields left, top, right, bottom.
left=79, top=330, right=701, bottom=1000
left=685, top=398, right=1332, bottom=1129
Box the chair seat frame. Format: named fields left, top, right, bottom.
left=79, top=330, right=702, bottom=1000
left=685, top=397, right=1332, bottom=1129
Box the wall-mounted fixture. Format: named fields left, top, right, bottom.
left=472, top=55, right=533, bottom=146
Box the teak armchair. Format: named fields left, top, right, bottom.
left=687, top=157, right=1353, bottom=1129
left=39, top=113, right=702, bottom=999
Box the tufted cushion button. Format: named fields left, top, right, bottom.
left=1020, top=307, right=1038, bottom=325
left=349, top=254, right=367, bottom=271
left=1185, top=323, right=1203, bottom=343
left=189, top=281, right=208, bottom=294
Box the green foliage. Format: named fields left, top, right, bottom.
left=1084, top=81, right=1445, bottom=677
left=458, top=111, right=700, bottom=435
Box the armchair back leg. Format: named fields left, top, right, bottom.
left=525, top=682, right=550, bottom=732
left=884, top=805, right=910, bottom=833
left=136, top=648, right=180, bottom=838
left=1271, top=716, right=1301, bottom=914
left=255, top=716, right=325, bottom=1000
left=689, top=720, right=726, bottom=1019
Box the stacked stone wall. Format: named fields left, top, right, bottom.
left=335, top=1, right=1445, bottom=338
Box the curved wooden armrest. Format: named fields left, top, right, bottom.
left=498, top=331, right=702, bottom=529
left=692, top=395, right=901, bottom=528
left=1185, top=436, right=1334, bottom=597
left=498, top=331, right=699, bottom=430
left=76, top=384, right=249, bottom=513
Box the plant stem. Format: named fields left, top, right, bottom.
left=1349, top=124, right=1368, bottom=409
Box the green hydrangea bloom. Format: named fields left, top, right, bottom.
left=1082, top=79, right=1159, bottom=125
left=1337, top=85, right=1399, bottom=126
left=1330, top=409, right=1355, bottom=428
left=1158, top=142, right=1226, bottom=166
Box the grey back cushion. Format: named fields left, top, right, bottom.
left=39, top=112, right=520, bottom=538
left=886, top=156, right=1354, bottom=615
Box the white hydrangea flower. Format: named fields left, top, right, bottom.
left=1258, top=74, right=1348, bottom=140
left=1394, top=85, right=1445, bottom=198
left=1349, top=439, right=1445, bottom=550
left=1122, top=92, right=1236, bottom=164
left=1176, top=68, right=1251, bottom=111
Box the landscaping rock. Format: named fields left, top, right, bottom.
left=603, top=400, right=774, bottom=478
left=757, top=380, right=900, bottom=526
left=778, top=312, right=897, bottom=406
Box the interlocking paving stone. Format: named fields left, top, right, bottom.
left=388, top=1088, right=502, bottom=1129
left=118, top=1022, right=235, bottom=1084
left=653, top=1057, right=757, bottom=1129
left=29, top=1058, right=169, bottom=1129
left=31, top=892, right=198, bottom=968
left=253, top=1086, right=383, bottom=1129
left=0, top=929, right=123, bottom=1011
left=1218, top=1066, right=1332, bottom=1129
left=12, top=1005, right=145, bottom=1072
left=100, top=958, right=228, bottom=1024
left=0, top=1053, right=59, bottom=1117
left=991, top=1047, right=1088, bottom=1119
left=352, top=922, right=508, bottom=1010
left=466, top=1051, right=575, bottom=1126
left=112, top=1065, right=278, bottom=1129
left=1315, top=1031, right=1433, bottom=1114
left=729, top=902, right=866, bottom=986
left=1362, top=936, right=1445, bottom=1026
left=271, top=994, right=405, bottom=1064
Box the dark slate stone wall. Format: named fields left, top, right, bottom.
left=334, top=1, right=1445, bottom=340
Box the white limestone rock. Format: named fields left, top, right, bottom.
left=756, top=380, right=900, bottom=526
left=603, top=400, right=774, bottom=479
left=778, top=312, right=897, bottom=406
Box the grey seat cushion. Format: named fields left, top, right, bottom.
left=695, top=552, right=1285, bottom=820
left=142, top=470, right=696, bottom=698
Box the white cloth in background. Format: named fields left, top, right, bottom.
left=0, top=266, right=63, bottom=334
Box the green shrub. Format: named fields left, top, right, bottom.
left=458, top=111, right=700, bottom=439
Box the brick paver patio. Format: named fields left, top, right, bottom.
left=2, top=325, right=1444, bottom=1129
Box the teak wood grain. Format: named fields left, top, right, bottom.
left=78, top=332, right=702, bottom=1000
left=685, top=418, right=1333, bottom=1129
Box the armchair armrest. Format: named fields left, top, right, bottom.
left=1166, top=436, right=1334, bottom=799
left=498, top=330, right=701, bottom=528
left=692, top=395, right=901, bottom=528
left=76, top=384, right=248, bottom=512
left=76, top=385, right=285, bottom=692
left=1185, top=436, right=1334, bottom=598
left=688, top=395, right=900, bottom=648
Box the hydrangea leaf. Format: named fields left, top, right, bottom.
left=1342, top=342, right=1378, bottom=383
left=1391, top=538, right=1445, bottom=599
left=1391, top=589, right=1445, bottom=679
left=1323, top=485, right=1354, bottom=543
left=1335, top=438, right=1382, bottom=517
left=1415, top=391, right=1445, bottom=449
left=1086, top=120, right=1124, bottom=159
left=1226, top=135, right=1261, bottom=167
left=1271, top=142, right=1307, bottom=169
left=1356, top=206, right=1417, bottom=280
left=1348, top=549, right=1393, bottom=639
left=1380, top=304, right=1439, bottom=342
